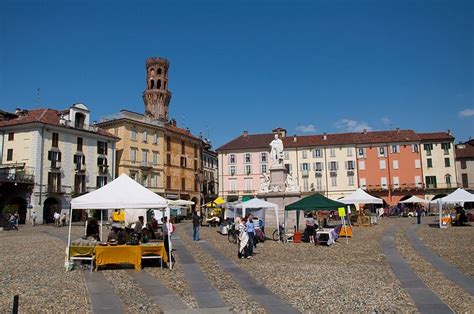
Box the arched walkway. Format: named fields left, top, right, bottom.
left=6, top=197, right=27, bottom=224
left=43, top=197, right=60, bottom=224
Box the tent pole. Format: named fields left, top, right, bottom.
left=66, top=204, right=74, bottom=269
left=275, top=205, right=280, bottom=242
left=100, top=210, right=103, bottom=242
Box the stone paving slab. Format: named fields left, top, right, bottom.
left=382, top=228, right=453, bottom=314
left=407, top=225, right=474, bottom=295
left=197, top=241, right=299, bottom=314
left=83, top=271, right=122, bottom=313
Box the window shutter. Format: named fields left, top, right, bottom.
left=345, top=161, right=348, bottom=170
left=48, top=151, right=52, bottom=161
left=336, top=162, right=339, bottom=170
left=58, top=152, right=61, bottom=161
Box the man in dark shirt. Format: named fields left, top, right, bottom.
left=192, top=211, right=200, bottom=241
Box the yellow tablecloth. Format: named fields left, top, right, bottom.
left=95, top=244, right=167, bottom=271
left=69, top=246, right=95, bottom=257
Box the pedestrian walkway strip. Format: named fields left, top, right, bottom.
left=382, top=228, right=453, bottom=313
left=406, top=225, right=474, bottom=295
left=126, top=269, right=189, bottom=312
left=172, top=237, right=228, bottom=310
left=84, top=271, right=123, bottom=313
left=197, top=241, right=299, bottom=314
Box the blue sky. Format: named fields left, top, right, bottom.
left=1, top=0, right=473, bottom=148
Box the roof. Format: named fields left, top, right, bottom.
left=165, top=123, right=200, bottom=141
left=417, top=132, right=454, bottom=141
left=0, top=108, right=118, bottom=139
left=285, top=193, right=345, bottom=211
left=456, top=141, right=474, bottom=159
left=216, top=129, right=451, bottom=151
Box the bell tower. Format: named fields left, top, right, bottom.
left=143, top=57, right=172, bottom=121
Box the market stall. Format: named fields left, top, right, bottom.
left=339, top=188, right=383, bottom=226
left=68, top=174, right=170, bottom=270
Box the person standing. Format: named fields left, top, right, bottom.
left=53, top=211, right=60, bottom=227
left=31, top=211, right=37, bottom=227
left=61, top=213, right=67, bottom=227
left=416, top=205, right=422, bottom=224
left=236, top=217, right=249, bottom=259
left=245, top=214, right=255, bottom=257
left=191, top=210, right=200, bottom=241
left=162, top=216, right=175, bottom=266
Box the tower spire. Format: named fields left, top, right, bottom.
left=142, top=57, right=172, bottom=121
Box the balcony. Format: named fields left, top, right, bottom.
left=65, top=120, right=99, bottom=132
left=75, top=163, right=85, bottom=172
left=301, top=170, right=309, bottom=177
left=98, top=165, right=109, bottom=174
left=330, top=171, right=337, bottom=177
left=347, top=170, right=354, bottom=176
left=51, top=161, right=61, bottom=169
left=140, top=161, right=154, bottom=169
left=0, top=166, right=35, bottom=184
left=47, top=185, right=63, bottom=193
left=315, top=172, right=322, bottom=177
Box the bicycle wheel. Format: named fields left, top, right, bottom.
left=272, top=229, right=279, bottom=241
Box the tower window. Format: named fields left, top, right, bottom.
left=150, top=79, right=154, bottom=89
left=157, top=80, right=161, bottom=89
left=157, top=68, right=162, bottom=75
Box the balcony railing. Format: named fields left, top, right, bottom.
left=0, top=166, right=35, bottom=184
left=140, top=161, right=154, bottom=169
left=47, top=185, right=62, bottom=193
left=301, top=170, right=309, bottom=177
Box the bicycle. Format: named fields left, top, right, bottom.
left=227, top=223, right=238, bottom=244
left=272, top=224, right=288, bottom=243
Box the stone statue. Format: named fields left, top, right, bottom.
left=270, top=134, right=284, bottom=165
left=259, top=172, right=270, bottom=193
left=285, top=172, right=300, bottom=192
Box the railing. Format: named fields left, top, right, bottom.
left=301, top=170, right=309, bottom=177
left=140, top=161, right=154, bottom=168
left=64, top=120, right=99, bottom=132
left=98, top=165, right=109, bottom=174
left=100, top=111, right=165, bottom=127
left=0, top=166, right=35, bottom=184
left=51, top=161, right=61, bottom=169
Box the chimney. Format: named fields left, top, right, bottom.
left=363, top=129, right=367, bottom=134
left=396, top=128, right=400, bottom=133
left=293, top=135, right=297, bottom=142
left=447, top=129, right=451, bottom=136
left=323, top=132, right=327, bottom=140
left=242, top=131, right=248, bottom=137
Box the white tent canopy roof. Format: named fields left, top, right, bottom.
left=440, top=188, right=474, bottom=203
left=70, top=174, right=168, bottom=209
left=234, top=198, right=278, bottom=209
left=399, top=195, right=430, bottom=204
left=168, top=199, right=194, bottom=206
left=339, top=188, right=384, bottom=205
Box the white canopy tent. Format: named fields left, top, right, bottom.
left=68, top=174, right=171, bottom=268
left=167, top=199, right=195, bottom=206
left=234, top=198, right=280, bottom=239
left=399, top=195, right=430, bottom=204
left=339, top=188, right=384, bottom=204
left=440, top=188, right=474, bottom=204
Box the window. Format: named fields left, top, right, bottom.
left=412, top=144, right=419, bottom=153
left=424, top=144, right=433, bottom=156
left=313, top=149, right=322, bottom=158
left=166, top=176, right=171, bottom=189
left=130, top=148, right=137, bottom=161
left=76, top=137, right=83, bottom=152
left=180, top=156, right=187, bottom=168
left=48, top=150, right=61, bottom=162
left=460, top=160, right=467, bottom=169
left=181, top=141, right=185, bottom=154
left=142, top=131, right=147, bottom=143
left=441, top=143, right=451, bottom=155
left=74, top=174, right=87, bottom=194
left=302, top=178, right=309, bottom=191
left=357, top=148, right=365, bottom=157
left=244, top=153, right=251, bottom=163
left=284, top=151, right=289, bottom=160
left=166, top=136, right=171, bottom=151
left=8, top=133, right=14, bottom=141
left=142, top=150, right=148, bottom=162
left=151, top=174, right=158, bottom=187
left=393, top=160, right=399, bottom=169
left=445, top=174, right=452, bottom=188
left=461, top=173, right=468, bottom=188
left=393, top=176, right=399, bottom=188
left=153, top=151, right=158, bottom=164
left=97, top=141, right=107, bottom=155
left=141, top=174, right=148, bottom=187
left=444, top=158, right=450, bottom=167
left=96, top=176, right=107, bottom=188
left=378, top=147, right=385, bottom=157
left=346, top=160, right=355, bottom=170
left=52, top=132, right=59, bottom=148
left=153, top=133, right=158, bottom=144
left=229, top=166, right=236, bottom=176
left=330, top=148, right=336, bottom=158
left=244, top=178, right=252, bottom=191
left=229, top=179, right=237, bottom=192
left=302, top=150, right=308, bottom=159
left=415, top=159, right=421, bottom=169
left=131, top=128, right=137, bottom=141
left=313, top=162, right=323, bottom=171
left=260, top=152, right=267, bottom=163
left=415, top=176, right=422, bottom=187
left=348, top=176, right=354, bottom=186
left=47, top=172, right=61, bottom=193
left=229, top=154, right=236, bottom=164
left=181, top=178, right=186, bottom=191
left=329, top=161, right=338, bottom=171
left=73, top=154, right=85, bottom=169
left=360, top=178, right=366, bottom=188
left=381, top=177, right=387, bottom=189
left=427, top=158, right=433, bottom=168
left=261, top=164, right=267, bottom=173
left=425, top=176, right=437, bottom=188
left=285, top=164, right=292, bottom=173
left=346, top=148, right=353, bottom=157
left=391, top=145, right=399, bottom=153
left=6, top=149, right=13, bottom=161
left=301, top=163, right=310, bottom=171
left=331, top=176, right=337, bottom=187
left=379, top=160, right=386, bottom=169
left=358, top=160, right=365, bottom=170
left=316, top=177, right=323, bottom=191
left=245, top=164, right=252, bottom=175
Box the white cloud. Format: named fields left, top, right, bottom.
left=459, top=108, right=474, bottom=117
left=295, top=124, right=316, bottom=133
left=335, top=119, right=372, bottom=132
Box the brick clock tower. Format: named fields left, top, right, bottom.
left=143, top=57, right=172, bottom=121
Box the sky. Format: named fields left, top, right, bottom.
left=1, top=0, right=473, bottom=148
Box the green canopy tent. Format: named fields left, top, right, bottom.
left=285, top=193, right=346, bottom=231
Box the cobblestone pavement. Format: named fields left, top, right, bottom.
left=1, top=216, right=472, bottom=313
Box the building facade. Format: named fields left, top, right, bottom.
left=0, top=104, right=117, bottom=224
left=98, top=57, right=202, bottom=206
left=217, top=128, right=457, bottom=206
left=202, top=139, right=219, bottom=204
left=455, top=139, right=474, bottom=190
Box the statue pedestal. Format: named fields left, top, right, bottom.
left=269, top=164, right=287, bottom=193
